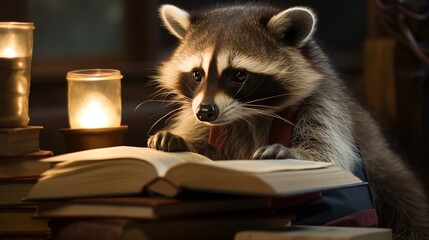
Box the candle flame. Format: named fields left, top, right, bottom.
left=77, top=100, right=110, bottom=128
left=69, top=89, right=120, bottom=129
left=3, top=47, right=16, bottom=58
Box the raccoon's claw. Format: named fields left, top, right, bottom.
left=147, top=131, right=189, bottom=152
left=251, top=144, right=298, bottom=160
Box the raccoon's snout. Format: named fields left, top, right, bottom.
left=196, top=103, right=219, bottom=122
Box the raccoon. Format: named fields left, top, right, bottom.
left=147, top=3, right=429, bottom=240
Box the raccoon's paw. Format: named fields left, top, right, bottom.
left=147, top=131, right=189, bottom=152
left=251, top=144, right=298, bottom=160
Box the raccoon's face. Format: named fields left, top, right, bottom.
left=157, top=4, right=323, bottom=125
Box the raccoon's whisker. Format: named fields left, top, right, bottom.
left=234, top=80, right=248, bottom=96
left=147, top=108, right=182, bottom=136
left=270, top=112, right=296, bottom=127
left=232, top=108, right=259, bottom=131
left=151, top=89, right=192, bottom=103
left=151, top=89, right=174, bottom=99
left=182, top=111, right=196, bottom=124
left=232, top=110, right=254, bottom=128
left=135, top=101, right=148, bottom=111
left=243, top=103, right=278, bottom=110
left=156, top=91, right=192, bottom=102
left=239, top=115, right=256, bottom=131
left=164, top=111, right=181, bottom=124
left=183, top=83, right=196, bottom=99
left=147, top=107, right=184, bottom=121
left=238, top=79, right=265, bottom=100
left=244, top=107, right=296, bottom=127
left=218, top=106, right=256, bottom=130
left=135, top=99, right=183, bottom=111
left=245, top=93, right=291, bottom=104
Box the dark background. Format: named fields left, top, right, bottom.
left=1, top=0, right=428, bottom=200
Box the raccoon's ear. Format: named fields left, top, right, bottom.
left=160, top=5, right=191, bottom=39
left=267, top=7, right=316, bottom=46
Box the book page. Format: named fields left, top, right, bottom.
left=147, top=151, right=213, bottom=176
left=41, top=146, right=213, bottom=176
left=28, top=160, right=160, bottom=200
left=201, top=159, right=332, bottom=173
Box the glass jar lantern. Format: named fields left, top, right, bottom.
left=66, top=69, right=122, bottom=129
left=0, top=22, right=35, bottom=127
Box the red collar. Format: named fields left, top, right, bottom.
left=267, top=103, right=301, bottom=147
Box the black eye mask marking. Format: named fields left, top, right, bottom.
left=220, top=68, right=288, bottom=107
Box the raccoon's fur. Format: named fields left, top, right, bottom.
left=147, top=3, right=429, bottom=239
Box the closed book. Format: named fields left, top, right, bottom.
left=0, top=206, right=49, bottom=236
left=49, top=213, right=292, bottom=240
left=0, top=177, right=38, bottom=206
left=26, top=146, right=363, bottom=200
left=0, top=126, right=42, bottom=157
left=0, top=150, right=52, bottom=179
left=35, top=196, right=273, bottom=219
left=234, top=225, right=392, bottom=240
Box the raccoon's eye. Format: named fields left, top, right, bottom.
left=233, top=70, right=247, bottom=83
left=192, top=69, right=202, bottom=82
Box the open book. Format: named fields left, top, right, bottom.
left=26, top=146, right=363, bottom=200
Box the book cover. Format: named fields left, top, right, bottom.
left=234, top=225, right=392, bottom=240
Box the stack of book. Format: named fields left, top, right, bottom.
left=24, top=146, right=367, bottom=240
left=0, top=126, right=52, bottom=239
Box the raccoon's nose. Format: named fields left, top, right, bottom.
left=196, top=103, right=219, bottom=122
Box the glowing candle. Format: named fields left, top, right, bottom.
left=67, top=69, right=123, bottom=129
left=3, top=47, right=16, bottom=58
left=0, top=22, right=34, bottom=127
left=75, top=94, right=111, bottom=128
